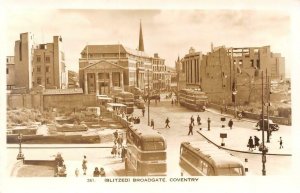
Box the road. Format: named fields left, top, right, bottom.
left=132, top=98, right=292, bottom=176
left=6, top=96, right=292, bottom=176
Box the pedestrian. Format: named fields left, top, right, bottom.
left=150, top=119, right=154, bottom=129
left=93, top=167, right=100, bottom=177
left=279, top=137, right=283, bottom=149
left=228, top=119, right=233, bottom=129
left=188, top=123, right=193, bottom=135
left=197, top=115, right=201, bottom=125
left=99, top=167, right=106, bottom=177
left=248, top=136, right=254, bottom=151
left=190, top=115, right=195, bottom=126
left=82, top=155, right=88, bottom=175
left=165, top=117, right=170, bottom=128
left=111, top=143, right=117, bottom=158
left=117, top=135, right=123, bottom=148
left=75, top=168, right=79, bottom=177
left=207, top=117, right=211, bottom=131
left=121, top=146, right=127, bottom=162
left=142, top=108, right=145, bottom=117
left=113, top=130, right=118, bottom=140
left=254, top=136, right=260, bottom=150
left=171, top=99, right=174, bottom=106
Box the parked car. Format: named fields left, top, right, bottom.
left=255, top=119, right=279, bottom=131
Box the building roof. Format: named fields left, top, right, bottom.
left=81, top=44, right=150, bottom=58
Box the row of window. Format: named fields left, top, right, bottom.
left=34, top=66, right=50, bottom=73
left=153, top=65, right=166, bottom=72
left=36, top=77, right=51, bottom=85
left=36, top=56, right=51, bottom=63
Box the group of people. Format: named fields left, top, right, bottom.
left=247, top=136, right=284, bottom=151
left=74, top=155, right=106, bottom=177
left=188, top=115, right=211, bottom=135
left=54, top=153, right=67, bottom=177
left=93, top=167, right=106, bottom=177
left=112, top=130, right=127, bottom=161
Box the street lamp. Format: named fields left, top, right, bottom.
left=17, top=133, right=25, bottom=160
left=147, top=69, right=150, bottom=126
left=261, top=71, right=266, bottom=176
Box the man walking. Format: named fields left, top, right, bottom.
left=197, top=115, right=201, bottom=125
left=150, top=119, right=154, bottom=129
left=279, top=137, right=283, bottom=149
left=142, top=108, right=145, bottom=117
left=190, top=115, right=195, bottom=126
left=207, top=117, right=211, bottom=131
left=165, top=117, right=170, bottom=128
left=188, top=123, right=193, bottom=135
left=254, top=136, right=260, bottom=150
left=228, top=119, right=233, bottom=129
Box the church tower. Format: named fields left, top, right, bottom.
left=138, top=20, right=144, bottom=52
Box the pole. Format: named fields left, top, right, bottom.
left=266, top=70, right=270, bottom=143
left=262, top=71, right=266, bottom=176
left=147, top=69, right=150, bottom=126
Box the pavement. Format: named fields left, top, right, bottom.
left=203, top=108, right=292, bottom=155
left=134, top=95, right=292, bottom=156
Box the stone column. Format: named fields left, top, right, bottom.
left=120, top=71, right=124, bottom=91
left=109, top=72, right=113, bottom=94
left=84, top=72, right=88, bottom=94
left=95, top=72, right=99, bottom=95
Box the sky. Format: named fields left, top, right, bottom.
left=4, top=9, right=293, bottom=75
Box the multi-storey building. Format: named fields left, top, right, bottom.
left=78, top=22, right=156, bottom=95
left=151, top=53, right=166, bottom=91
left=6, top=56, right=15, bottom=90
left=175, top=47, right=202, bottom=90
left=165, top=66, right=177, bottom=91
left=78, top=44, right=152, bottom=95
left=176, top=45, right=285, bottom=105
left=32, top=36, right=67, bottom=89
left=14, top=32, right=35, bottom=91
left=12, top=33, right=67, bottom=91
left=200, top=45, right=286, bottom=105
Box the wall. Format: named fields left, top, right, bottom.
left=207, top=103, right=291, bottom=125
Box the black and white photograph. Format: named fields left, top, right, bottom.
left=1, top=0, right=300, bottom=193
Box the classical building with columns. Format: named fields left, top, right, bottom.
left=78, top=44, right=152, bottom=95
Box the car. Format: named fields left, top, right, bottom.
left=255, top=119, right=279, bottom=131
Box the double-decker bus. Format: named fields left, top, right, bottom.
left=125, top=125, right=167, bottom=176
left=179, top=141, right=246, bottom=176
left=115, top=92, right=134, bottom=114
left=178, top=89, right=208, bottom=111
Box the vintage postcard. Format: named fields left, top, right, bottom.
left=1, top=0, right=300, bottom=193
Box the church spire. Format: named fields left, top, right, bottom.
left=138, top=20, right=144, bottom=52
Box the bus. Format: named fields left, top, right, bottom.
left=178, top=89, right=208, bottom=111
left=115, top=92, right=135, bottom=114
left=179, top=141, right=246, bottom=176
left=125, top=125, right=167, bottom=176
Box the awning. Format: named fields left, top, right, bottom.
left=107, top=103, right=127, bottom=107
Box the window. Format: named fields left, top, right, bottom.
left=45, top=56, right=50, bottom=63
left=46, top=78, right=50, bottom=84
left=37, top=66, right=41, bottom=73
left=6, top=68, right=9, bottom=74
left=46, top=66, right=49, bottom=72
left=257, top=60, right=260, bottom=68
left=250, top=60, right=254, bottom=67
left=37, top=56, right=41, bottom=63
left=37, top=77, right=41, bottom=84
left=6, top=58, right=8, bottom=63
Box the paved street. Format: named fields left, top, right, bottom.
left=131, top=94, right=292, bottom=176
left=7, top=94, right=292, bottom=176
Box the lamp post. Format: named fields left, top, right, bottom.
left=261, top=72, right=266, bottom=176
left=17, top=133, right=24, bottom=160
left=147, top=69, right=150, bottom=126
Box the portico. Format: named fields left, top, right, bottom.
left=82, top=61, right=125, bottom=95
